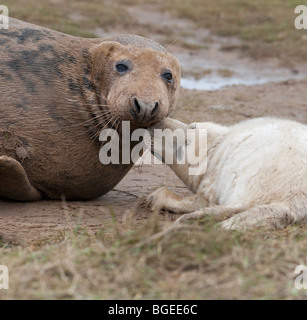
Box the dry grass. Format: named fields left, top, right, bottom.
left=5, top=0, right=307, bottom=63
left=5, top=0, right=134, bottom=37
left=121, top=0, right=307, bottom=64
left=0, top=213, right=306, bottom=300
left=162, top=0, right=307, bottom=64
left=182, top=69, right=212, bottom=80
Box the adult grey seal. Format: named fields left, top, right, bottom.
left=0, top=18, right=181, bottom=201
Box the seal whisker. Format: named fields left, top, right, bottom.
left=88, top=115, right=120, bottom=146
left=165, top=38, right=178, bottom=52
left=91, top=112, right=118, bottom=139
left=71, top=107, right=113, bottom=128
left=75, top=112, right=114, bottom=139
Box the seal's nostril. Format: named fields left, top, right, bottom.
left=151, top=101, right=159, bottom=116
left=134, top=98, right=141, bottom=113
left=130, top=97, right=160, bottom=124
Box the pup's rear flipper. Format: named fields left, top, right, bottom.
left=0, top=156, right=43, bottom=201
left=175, top=203, right=300, bottom=231
left=221, top=203, right=296, bottom=231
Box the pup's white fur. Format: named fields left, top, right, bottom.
left=143, top=117, right=307, bottom=230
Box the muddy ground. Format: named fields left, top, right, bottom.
left=1, top=5, right=307, bottom=245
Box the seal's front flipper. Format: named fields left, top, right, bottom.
left=0, top=156, right=43, bottom=201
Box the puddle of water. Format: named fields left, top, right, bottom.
left=180, top=72, right=306, bottom=91
left=177, top=52, right=306, bottom=91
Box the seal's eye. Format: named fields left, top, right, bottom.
left=162, top=71, right=173, bottom=83
left=116, top=62, right=129, bottom=74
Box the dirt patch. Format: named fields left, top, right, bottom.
left=176, top=79, right=307, bottom=125
left=0, top=163, right=188, bottom=245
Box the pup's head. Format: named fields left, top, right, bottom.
left=150, top=118, right=208, bottom=192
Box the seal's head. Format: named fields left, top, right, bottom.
left=89, top=35, right=181, bottom=128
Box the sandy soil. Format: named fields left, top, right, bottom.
left=1, top=6, right=307, bottom=245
